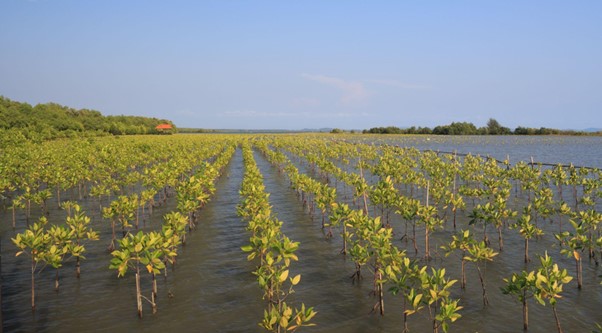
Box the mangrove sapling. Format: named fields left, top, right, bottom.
left=365, top=218, right=396, bottom=315
left=348, top=239, right=369, bottom=284
left=533, top=252, right=573, bottom=333
left=109, top=231, right=174, bottom=317
left=102, top=206, right=118, bottom=251
left=64, top=203, right=99, bottom=278
left=510, top=205, right=543, bottom=263
left=163, top=211, right=188, bottom=250
left=556, top=202, right=572, bottom=240
left=89, top=184, right=111, bottom=219
left=315, top=184, right=336, bottom=233
left=417, top=180, right=445, bottom=260
left=556, top=217, right=589, bottom=289
left=21, top=186, right=34, bottom=223
left=447, top=190, right=465, bottom=230
left=12, top=217, right=58, bottom=310
left=386, top=256, right=418, bottom=333
left=442, top=230, right=475, bottom=290
left=395, top=196, right=420, bottom=254
left=355, top=158, right=371, bottom=215
left=33, top=188, right=52, bottom=216
left=417, top=203, right=442, bottom=261
left=104, top=195, right=137, bottom=250
left=465, top=240, right=498, bottom=306
left=46, top=224, right=71, bottom=291
left=471, top=190, right=516, bottom=252
left=567, top=164, right=582, bottom=210
left=551, top=164, right=568, bottom=205
left=139, top=189, right=156, bottom=223
left=501, top=270, right=537, bottom=331
left=533, top=187, right=554, bottom=229
left=368, top=176, right=397, bottom=227
left=10, top=196, right=25, bottom=229
left=329, top=203, right=353, bottom=254
left=146, top=231, right=175, bottom=310
left=577, top=208, right=602, bottom=263
left=345, top=209, right=371, bottom=283
left=419, top=267, right=462, bottom=333
left=511, top=161, right=541, bottom=204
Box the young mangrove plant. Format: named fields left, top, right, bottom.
left=556, top=219, right=587, bottom=289
left=12, top=217, right=60, bottom=310
left=442, top=229, right=475, bottom=290
left=465, top=240, right=498, bottom=306
left=64, top=203, right=99, bottom=278
left=109, top=231, right=175, bottom=317
left=424, top=268, right=462, bottom=333
left=501, top=269, right=537, bottom=331
left=533, top=252, right=573, bottom=333
left=510, top=205, right=543, bottom=263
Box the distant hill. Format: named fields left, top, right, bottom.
left=0, top=96, right=175, bottom=140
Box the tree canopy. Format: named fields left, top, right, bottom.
left=0, top=96, right=176, bottom=140
left=364, top=118, right=595, bottom=136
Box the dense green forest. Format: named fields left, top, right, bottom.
left=0, top=96, right=175, bottom=141
left=363, top=118, right=599, bottom=135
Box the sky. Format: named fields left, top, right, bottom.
left=1, top=1, right=601, bottom=130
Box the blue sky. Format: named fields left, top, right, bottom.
left=1, top=1, right=601, bottom=130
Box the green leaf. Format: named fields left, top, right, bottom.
left=279, top=270, right=289, bottom=283
left=291, top=274, right=301, bottom=286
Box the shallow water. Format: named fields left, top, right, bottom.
left=1, top=136, right=602, bottom=332
left=362, top=135, right=602, bottom=168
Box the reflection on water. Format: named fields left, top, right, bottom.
left=2, top=136, right=601, bottom=332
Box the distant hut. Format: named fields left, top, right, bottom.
left=155, top=123, right=174, bottom=134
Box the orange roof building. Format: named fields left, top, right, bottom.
left=155, top=123, right=174, bottom=134
left=155, top=123, right=173, bottom=130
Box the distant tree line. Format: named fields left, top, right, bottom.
left=177, top=128, right=218, bottom=133
left=364, top=118, right=597, bottom=136
left=0, top=96, right=175, bottom=140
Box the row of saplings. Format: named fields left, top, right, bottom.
left=12, top=148, right=234, bottom=318
left=237, top=141, right=316, bottom=332
left=258, top=142, right=463, bottom=333
left=257, top=142, right=579, bottom=333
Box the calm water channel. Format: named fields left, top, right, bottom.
left=1, top=135, right=601, bottom=332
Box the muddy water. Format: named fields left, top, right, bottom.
left=2, top=140, right=602, bottom=332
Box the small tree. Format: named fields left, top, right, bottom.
left=109, top=231, right=174, bottom=317
left=533, top=252, right=572, bottom=333
left=556, top=219, right=587, bottom=289
left=511, top=205, right=543, bottom=263
left=465, top=240, right=498, bottom=306
left=46, top=224, right=71, bottom=291
left=420, top=267, right=462, bottom=333
left=328, top=203, right=353, bottom=254
left=442, top=230, right=475, bottom=290
left=12, top=217, right=60, bottom=310
left=501, top=270, right=537, bottom=331
left=64, top=203, right=99, bottom=278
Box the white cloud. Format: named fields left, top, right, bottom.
left=301, top=74, right=370, bottom=105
